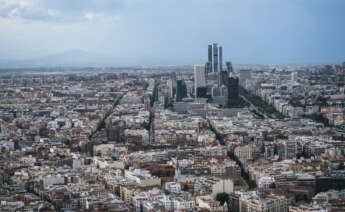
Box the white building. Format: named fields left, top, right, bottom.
left=258, top=176, right=274, bottom=189
left=194, top=64, right=206, bottom=97
left=230, top=191, right=288, bottom=212
left=165, top=182, right=182, bottom=193
left=211, top=179, right=234, bottom=198
left=125, top=168, right=161, bottom=187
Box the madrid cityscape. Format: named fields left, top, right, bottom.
left=0, top=1, right=345, bottom=212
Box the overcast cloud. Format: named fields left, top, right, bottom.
left=0, top=0, right=344, bottom=65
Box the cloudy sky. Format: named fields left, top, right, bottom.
left=0, top=0, right=345, bottom=65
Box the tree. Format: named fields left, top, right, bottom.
left=142, top=121, right=150, bottom=131
left=303, top=113, right=330, bottom=127
left=248, top=180, right=257, bottom=189
left=295, top=193, right=309, bottom=203
left=269, top=183, right=276, bottom=189
left=321, top=162, right=329, bottom=171
left=274, top=144, right=278, bottom=155
left=216, top=192, right=229, bottom=205
left=58, top=136, right=70, bottom=145
left=182, top=184, right=189, bottom=191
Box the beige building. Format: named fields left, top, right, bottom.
left=125, top=168, right=161, bottom=187
left=120, top=185, right=141, bottom=205
left=197, top=195, right=227, bottom=212
left=230, top=191, right=288, bottom=212
left=93, top=144, right=115, bottom=157
left=235, top=145, right=253, bottom=162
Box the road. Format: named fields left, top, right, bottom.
left=240, top=95, right=270, bottom=119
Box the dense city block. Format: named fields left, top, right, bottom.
left=1, top=45, right=345, bottom=212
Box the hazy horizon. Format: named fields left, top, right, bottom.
left=1, top=0, right=345, bottom=67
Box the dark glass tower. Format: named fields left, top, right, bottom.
left=208, top=45, right=212, bottom=62
left=226, top=61, right=233, bottom=73
left=176, top=79, right=187, bottom=101
left=227, top=77, right=239, bottom=107
left=218, top=70, right=229, bottom=87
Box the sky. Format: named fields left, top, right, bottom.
left=0, top=0, right=345, bottom=66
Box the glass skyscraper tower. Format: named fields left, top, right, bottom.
left=207, top=43, right=222, bottom=73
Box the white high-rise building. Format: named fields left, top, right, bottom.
left=194, top=64, right=206, bottom=97
left=291, top=72, right=297, bottom=82
left=167, top=79, right=176, bottom=98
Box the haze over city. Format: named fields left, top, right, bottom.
left=1, top=1, right=345, bottom=212
left=0, top=0, right=345, bottom=67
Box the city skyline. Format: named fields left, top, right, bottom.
left=1, top=1, right=345, bottom=211
left=0, top=0, right=344, bottom=67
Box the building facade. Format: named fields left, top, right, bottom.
left=208, top=43, right=223, bottom=73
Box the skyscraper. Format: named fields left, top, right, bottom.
left=208, top=43, right=223, bottom=73
left=194, top=64, right=206, bottom=98
left=176, top=79, right=187, bottom=102
left=205, top=61, right=212, bottom=74
left=211, top=85, right=220, bottom=97
left=218, top=70, right=229, bottom=87
left=226, top=61, right=233, bottom=74
left=167, top=79, right=173, bottom=97
left=218, top=45, right=222, bottom=72
left=220, top=85, right=228, bottom=97
left=228, top=77, right=240, bottom=107
left=208, top=45, right=212, bottom=62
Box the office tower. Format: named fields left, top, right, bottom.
left=218, top=45, right=222, bottom=72
left=194, top=64, right=206, bottom=98
left=218, top=70, right=229, bottom=87
left=342, top=62, right=345, bottom=69
left=196, top=87, right=207, bottom=98
left=239, top=69, right=251, bottom=87
left=220, top=85, right=228, bottom=97
left=208, top=45, right=212, bottom=62
left=209, top=43, right=223, bottom=73
left=227, top=77, right=239, bottom=107
left=226, top=61, right=233, bottom=74
left=176, top=79, right=187, bottom=101
left=167, top=79, right=175, bottom=98
left=211, top=85, right=220, bottom=97
left=205, top=62, right=212, bottom=74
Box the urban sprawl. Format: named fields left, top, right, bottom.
left=1, top=44, right=345, bottom=212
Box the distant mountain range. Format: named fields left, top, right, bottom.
left=2, top=50, right=331, bottom=69
left=0, top=50, right=120, bottom=68
left=0, top=50, right=201, bottom=69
